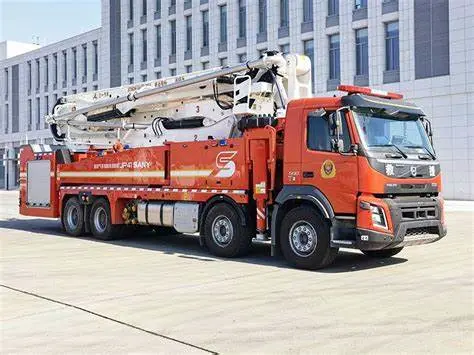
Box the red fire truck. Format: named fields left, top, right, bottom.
left=19, top=52, right=446, bottom=269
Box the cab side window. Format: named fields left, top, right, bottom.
left=307, top=111, right=352, bottom=152
left=307, top=115, right=332, bottom=151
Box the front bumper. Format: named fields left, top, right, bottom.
left=357, top=220, right=447, bottom=250
left=356, top=196, right=447, bottom=251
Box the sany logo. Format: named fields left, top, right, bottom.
left=215, top=151, right=237, bottom=178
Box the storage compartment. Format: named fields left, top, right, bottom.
left=27, top=160, right=51, bottom=207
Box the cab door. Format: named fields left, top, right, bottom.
left=300, top=109, right=358, bottom=214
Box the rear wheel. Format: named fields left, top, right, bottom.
left=280, top=206, right=338, bottom=270
left=62, top=197, right=84, bottom=237
left=203, top=203, right=251, bottom=258
left=89, top=198, right=121, bottom=240
left=362, top=247, right=404, bottom=258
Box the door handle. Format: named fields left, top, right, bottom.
left=303, top=171, right=314, bottom=178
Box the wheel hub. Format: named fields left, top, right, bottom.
left=94, top=206, right=107, bottom=234
left=212, top=216, right=233, bottom=247
left=289, top=221, right=318, bottom=257
left=67, top=206, right=79, bottom=229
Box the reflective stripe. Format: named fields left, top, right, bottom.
left=58, top=171, right=165, bottom=178
left=170, top=170, right=212, bottom=177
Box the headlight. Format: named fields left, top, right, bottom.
left=370, top=205, right=388, bottom=229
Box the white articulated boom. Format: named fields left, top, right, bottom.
left=46, top=51, right=312, bottom=150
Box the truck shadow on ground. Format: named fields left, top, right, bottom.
left=0, top=218, right=407, bottom=273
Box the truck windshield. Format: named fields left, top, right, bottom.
left=353, top=109, right=435, bottom=158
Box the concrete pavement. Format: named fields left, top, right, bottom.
left=0, top=191, right=472, bottom=354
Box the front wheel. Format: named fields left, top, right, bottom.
left=280, top=206, right=338, bottom=270
left=89, top=198, right=121, bottom=240
left=362, top=247, right=404, bottom=258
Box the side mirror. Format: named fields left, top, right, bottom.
left=330, top=111, right=344, bottom=153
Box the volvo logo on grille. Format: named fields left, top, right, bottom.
left=410, top=166, right=418, bottom=177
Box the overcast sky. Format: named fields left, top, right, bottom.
left=0, top=0, right=101, bottom=45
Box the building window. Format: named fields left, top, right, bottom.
left=4, top=68, right=8, bottom=97
left=36, top=59, right=40, bottom=90
left=303, top=40, right=315, bottom=88
left=72, top=89, right=77, bottom=94
left=4, top=104, right=8, bottom=133
left=280, top=43, right=290, bottom=54
left=155, top=72, right=161, bottom=79
left=72, top=47, right=77, bottom=80
left=219, top=5, right=227, bottom=44
left=53, top=54, right=58, bottom=84
left=141, top=74, right=147, bottom=82
left=202, top=61, right=209, bottom=70
left=170, top=20, right=176, bottom=55
left=129, top=77, right=134, bottom=84
left=220, top=57, right=228, bottom=67
left=238, top=53, right=247, bottom=62
left=44, top=57, right=49, bottom=86
left=238, top=0, right=246, bottom=39
left=45, top=96, right=49, bottom=117
left=142, top=29, right=148, bottom=63
left=36, top=98, right=40, bottom=129
left=355, top=28, right=368, bottom=75
left=129, top=33, right=134, bottom=65
left=82, top=87, right=87, bottom=92
left=185, top=65, right=192, bottom=73
left=82, top=45, right=87, bottom=79
left=328, top=0, right=339, bottom=16
left=93, top=41, right=98, bottom=75
left=93, top=85, right=98, bottom=91
left=280, top=0, right=289, bottom=28
left=414, top=0, right=449, bottom=79
left=329, top=34, right=340, bottom=79
left=186, top=15, right=192, bottom=51
left=354, top=0, right=367, bottom=9
left=62, top=51, right=67, bottom=82
left=385, top=22, right=399, bottom=71
left=28, top=99, right=32, bottom=130
left=170, top=68, right=176, bottom=76
left=27, top=62, right=32, bottom=91
left=142, top=0, right=147, bottom=16
left=303, top=0, right=313, bottom=22
left=129, top=0, right=133, bottom=20
left=156, top=0, right=161, bottom=13
left=202, top=10, right=209, bottom=47
left=156, top=25, right=162, bottom=60
left=258, top=0, right=267, bottom=33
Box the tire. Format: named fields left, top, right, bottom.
left=62, top=197, right=85, bottom=237
left=362, top=247, right=404, bottom=258
left=89, top=198, right=121, bottom=240
left=203, top=203, right=251, bottom=258
left=280, top=206, right=338, bottom=270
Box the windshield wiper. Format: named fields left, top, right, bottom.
left=370, top=144, right=408, bottom=158
left=404, top=145, right=436, bottom=160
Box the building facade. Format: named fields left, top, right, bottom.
left=0, top=0, right=473, bottom=199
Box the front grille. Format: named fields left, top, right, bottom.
left=401, top=205, right=437, bottom=220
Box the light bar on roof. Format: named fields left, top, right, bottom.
left=337, top=84, right=403, bottom=100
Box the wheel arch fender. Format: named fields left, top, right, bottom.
left=271, top=185, right=335, bottom=256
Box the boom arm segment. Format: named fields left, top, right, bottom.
left=46, top=51, right=311, bottom=150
